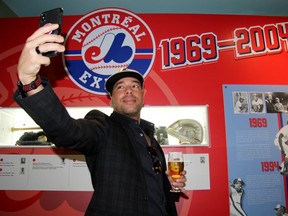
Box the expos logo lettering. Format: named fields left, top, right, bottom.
left=63, top=8, right=155, bottom=95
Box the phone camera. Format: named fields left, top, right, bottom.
left=41, top=14, right=46, bottom=22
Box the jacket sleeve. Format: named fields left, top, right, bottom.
left=13, top=81, right=108, bottom=155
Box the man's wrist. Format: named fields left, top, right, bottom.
left=18, top=75, right=42, bottom=93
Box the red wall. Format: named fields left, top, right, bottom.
left=1, top=11, right=288, bottom=215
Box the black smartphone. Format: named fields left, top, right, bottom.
left=39, top=8, right=63, bottom=57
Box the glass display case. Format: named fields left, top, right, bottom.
left=0, top=105, right=209, bottom=147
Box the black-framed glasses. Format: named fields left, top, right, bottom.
left=147, top=146, right=162, bottom=174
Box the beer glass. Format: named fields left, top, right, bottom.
left=168, top=152, right=184, bottom=192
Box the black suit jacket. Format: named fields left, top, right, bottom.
left=14, top=83, right=178, bottom=216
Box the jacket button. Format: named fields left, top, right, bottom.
left=143, top=196, right=148, bottom=201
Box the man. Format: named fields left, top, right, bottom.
left=251, top=93, right=264, bottom=113
left=274, top=125, right=288, bottom=175
left=158, top=132, right=169, bottom=145
left=229, top=178, right=247, bottom=216
left=275, top=204, right=288, bottom=216
left=265, top=93, right=276, bottom=113
left=234, top=96, right=247, bottom=114
left=14, top=24, right=187, bottom=216
left=274, top=97, right=285, bottom=113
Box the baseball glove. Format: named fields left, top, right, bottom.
left=167, top=119, right=203, bottom=144
left=16, top=131, right=52, bottom=146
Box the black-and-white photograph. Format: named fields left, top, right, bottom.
left=155, top=126, right=169, bottom=145
left=233, top=92, right=249, bottom=114
left=264, top=92, right=288, bottom=113
left=249, top=92, right=265, bottom=113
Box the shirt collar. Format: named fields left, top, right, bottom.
left=110, top=111, right=155, bottom=133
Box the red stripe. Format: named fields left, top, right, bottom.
left=133, top=54, right=152, bottom=59
left=64, top=55, right=83, bottom=61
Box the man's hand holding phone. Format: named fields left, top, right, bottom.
left=18, top=24, right=65, bottom=84
left=17, top=8, right=65, bottom=97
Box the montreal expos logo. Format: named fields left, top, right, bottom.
left=63, top=8, right=155, bottom=95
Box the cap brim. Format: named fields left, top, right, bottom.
left=105, top=69, right=144, bottom=94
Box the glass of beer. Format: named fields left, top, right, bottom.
left=168, top=152, right=184, bottom=192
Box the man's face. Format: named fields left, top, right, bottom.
left=110, top=77, right=144, bottom=120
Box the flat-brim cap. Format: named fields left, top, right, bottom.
left=105, top=68, right=144, bottom=95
